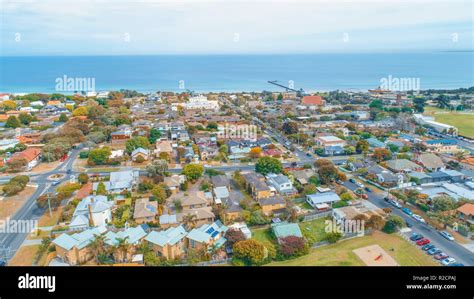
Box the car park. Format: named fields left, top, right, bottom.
left=439, top=231, right=455, bottom=241
left=416, top=238, right=430, bottom=246
left=422, top=244, right=435, bottom=251
left=402, top=207, right=413, bottom=216
left=441, top=257, right=456, bottom=266
left=434, top=252, right=448, bottom=260
left=427, top=248, right=441, bottom=255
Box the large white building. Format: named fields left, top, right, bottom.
left=413, top=114, right=458, bottom=136
left=185, top=95, right=219, bottom=110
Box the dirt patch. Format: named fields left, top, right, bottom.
left=0, top=186, right=36, bottom=221
left=353, top=244, right=399, bottom=266
left=8, top=245, right=39, bottom=266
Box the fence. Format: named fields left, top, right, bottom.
left=302, top=211, right=332, bottom=222
left=175, top=258, right=232, bottom=267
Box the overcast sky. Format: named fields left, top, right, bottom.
left=1, top=0, right=472, bottom=56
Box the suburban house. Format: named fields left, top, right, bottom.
left=242, top=172, right=273, bottom=200
left=423, top=139, right=460, bottom=154
left=301, top=95, right=325, bottom=107
left=145, top=225, right=187, bottom=260
left=133, top=198, right=158, bottom=224
left=315, top=135, right=346, bottom=155
left=289, top=169, right=317, bottom=186
left=155, top=140, right=173, bottom=158
left=227, top=222, right=252, bottom=239
left=211, top=175, right=230, bottom=189
left=333, top=200, right=385, bottom=225
left=306, top=192, right=341, bottom=210
left=213, top=186, right=230, bottom=205
left=8, top=147, right=42, bottom=171
left=52, top=226, right=107, bottom=265
left=456, top=203, right=474, bottom=226
left=271, top=221, right=303, bottom=244
left=186, top=220, right=228, bottom=252
left=159, top=214, right=179, bottom=229
left=385, top=159, right=423, bottom=173
left=258, top=195, right=287, bottom=216
left=131, top=148, right=150, bottom=162
left=417, top=153, right=445, bottom=172
left=93, top=170, right=139, bottom=194
left=376, top=170, right=406, bottom=188
left=177, top=208, right=215, bottom=227
left=104, top=226, right=148, bottom=260
left=180, top=191, right=210, bottom=211
left=69, top=195, right=113, bottom=230
left=111, top=127, right=132, bottom=144
left=266, top=173, right=296, bottom=196
left=164, top=174, right=185, bottom=194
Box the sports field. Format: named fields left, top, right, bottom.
left=424, top=107, right=474, bottom=138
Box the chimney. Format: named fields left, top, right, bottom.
left=88, top=204, right=95, bottom=227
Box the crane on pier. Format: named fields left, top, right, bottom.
left=267, top=80, right=308, bottom=97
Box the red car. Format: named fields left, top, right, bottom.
left=416, top=238, right=430, bottom=246
left=434, top=252, right=448, bottom=260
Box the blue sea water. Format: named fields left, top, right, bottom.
left=0, top=53, right=473, bottom=93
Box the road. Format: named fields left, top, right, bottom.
left=0, top=148, right=80, bottom=262
left=343, top=179, right=474, bottom=266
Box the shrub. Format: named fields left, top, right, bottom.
left=278, top=236, right=308, bottom=258
left=232, top=239, right=267, bottom=266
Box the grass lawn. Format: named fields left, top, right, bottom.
left=37, top=206, right=63, bottom=227
left=299, top=217, right=329, bottom=245
left=267, top=231, right=438, bottom=266
left=251, top=227, right=275, bottom=244
left=424, top=107, right=474, bottom=138
left=0, top=186, right=36, bottom=221
left=8, top=245, right=39, bottom=266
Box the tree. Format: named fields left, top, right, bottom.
left=278, top=236, right=307, bottom=257
left=255, top=156, right=282, bottom=175
left=146, top=160, right=168, bottom=178
left=206, top=122, right=218, bottom=130
left=6, top=157, right=28, bottom=173
left=302, top=184, right=317, bottom=195
left=151, top=184, right=168, bottom=203
left=369, top=99, right=384, bottom=110
left=366, top=214, right=385, bottom=230
left=318, top=164, right=339, bottom=184
left=113, top=237, right=131, bottom=263
left=5, top=116, right=21, bottom=128
left=2, top=175, right=30, bottom=196
left=324, top=232, right=342, bottom=243
left=413, top=97, right=426, bottom=113
left=18, top=113, right=33, bottom=125
left=383, top=215, right=405, bottom=233
left=125, top=136, right=151, bottom=154
left=182, top=213, right=198, bottom=230
left=148, top=128, right=161, bottom=144
left=343, top=145, right=355, bottom=155
left=233, top=239, right=267, bottom=265
left=356, top=140, right=369, bottom=154
left=88, top=147, right=111, bottom=165
left=58, top=113, right=69, bottom=123
left=1, top=100, right=16, bottom=110
left=173, top=199, right=183, bottom=213
left=72, top=106, right=88, bottom=117
left=224, top=229, right=246, bottom=246
left=432, top=195, right=457, bottom=212
left=96, top=181, right=107, bottom=195
left=249, top=147, right=262, bottom=159
left=282, top=121, right=298, bottom=135
left=373, top=148, right=392, bottom=162
left=78, top=173, right=89, bottom=185
left=182, top=164, right=204, bottom=181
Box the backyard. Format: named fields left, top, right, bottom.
left=268, top=231, right=438, bottom=266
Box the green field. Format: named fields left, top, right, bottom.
left=424, top=107, right=474, bottom=138
left=267, top=231, right=438, bottom=266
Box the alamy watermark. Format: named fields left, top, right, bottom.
left=217, top=124, right=258, bottom=141
left=325, top=219, right=365, bottom=237
left=380, top=75, right=420, bottom=92
left=0, top=218, right=37, bottom=234
left=55, top=75, right=96, bottom=92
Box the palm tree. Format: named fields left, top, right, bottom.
left=182, top=213, right=198, bottom=230
left=113, top=237, right=131, bottom=263
left=89, top=234, right=107, bottom=264
left=454, top=151, right=466, bottom=162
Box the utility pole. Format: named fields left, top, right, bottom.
left=47, top=192, right=52, bottom=218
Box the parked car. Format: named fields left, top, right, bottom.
left=364, top=187, right=372, bottom=193
left=52, top=180, right=61, bottom=186
left=434, top=252, right=449, bottom=260
left=427, top=248, right=441, bottom=255
left=412, top=214, right=426, bottom=223
left=336, top=180, right=344, bottom=184
left=416, top=238, right=430, bottom=246
left=389, top=200, right=402, bottom=209
left=441, top=257, right=456, bottom=266
left=402, top=207, right=413, bottom=216
left=439, top=231, right=455, bottom=241
left=356, top=182, right=364, bottom=188
left=410, top=233, right=424, bottom=241
left=349, top=178, right=357, bottom=184
left=405, top=221, right=413, bottom=228
left=422, top=244, right=435, bottom=251
left=383, top=197, right=390, bottom=202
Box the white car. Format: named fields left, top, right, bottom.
left=389, top=200, right=402, bottom=209
left=439, top=231, right=455, bottom=241
left=412, top=214, right=426, bottom=223
left=441, top=257, right=456, bottom=266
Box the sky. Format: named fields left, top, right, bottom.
left=0, top=0, right=473, bottom=56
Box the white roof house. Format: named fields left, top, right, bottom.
left=306, top=192, right=341, bottom=208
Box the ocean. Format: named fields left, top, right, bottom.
left=0, top=52, right=473, bottom=94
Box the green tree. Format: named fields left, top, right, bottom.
left=356, top=140, right=369, bottom=154
left=96, top=181, right=107, bottom=195
left=5, top=116, right=21, bottom=128
left=78, top=173, right=89, bottom=185
left=58, top=113, right=69, bottom=123
left=232, top=239, right=267, bottom=265
left=255, top=156, right=283, bottom=175
left=88, top=147, right=112, bottom=165
left=383, top=215, right=405, bottom=233
left=148, top=128, right=162, bottom=144
left=182, top=164, right=204, bottom=181
left=18, top=113, right=33, bottom=125
left=125, top=136, right=151, bottom=154
left=432, top=195, right=457, bottom=212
